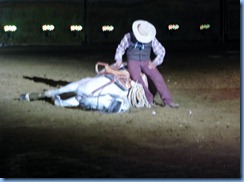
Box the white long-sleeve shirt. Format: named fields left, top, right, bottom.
left=114, top=33, right=166, bottom=66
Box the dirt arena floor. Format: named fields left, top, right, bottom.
left=0, top=42, right=240, bottom=178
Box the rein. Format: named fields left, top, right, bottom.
left=90, top=62, right=131, bottom=96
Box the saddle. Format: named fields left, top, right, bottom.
left=95, top=62, right=132, bottom=91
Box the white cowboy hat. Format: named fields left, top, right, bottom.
left=132, top=20, right=156, bottom=43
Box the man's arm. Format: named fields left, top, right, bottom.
left=114, top=33, right=130, bottom=69
left=151, top=38, right=166, bottom=66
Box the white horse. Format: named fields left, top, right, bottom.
left=19, top=62, right=150, bottom=113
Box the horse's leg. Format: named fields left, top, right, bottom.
left=19, top=81, right=80, bottom=101
left=45, top=78, right=91, bottom=98
left=54, top=96, right=79, bottom=107
left=19, top=79, right=85, bottom=101
left=19, top=92, right=46, bottom=101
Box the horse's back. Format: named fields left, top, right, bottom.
left=77, top=76, right=127, bottom=97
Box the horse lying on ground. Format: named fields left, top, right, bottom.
left=19, top=62, right=150, bottom=113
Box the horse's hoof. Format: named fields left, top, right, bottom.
left=54, top=95, right=63, bottom=107
left=19, top=93, right=30, bottom=101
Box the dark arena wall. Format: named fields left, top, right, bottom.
left=0, top=0, right=240, bottom=45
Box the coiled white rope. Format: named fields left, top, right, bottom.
left=128, top=81, right=151, bottom=108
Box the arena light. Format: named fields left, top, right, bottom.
left=102, top=25, right=114, bottom=32
left=200, top=24, right=210, bottom=30
left=4, top=25, right=17, bottom=32
left=168, top=24, right=179, bottom=31
left=70, top=25, right=83, bottom=32
left=42, top=24, right=55, bottom=31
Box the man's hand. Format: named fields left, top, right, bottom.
left=148, top=61, right=156, bottom=69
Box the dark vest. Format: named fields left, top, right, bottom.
left=126, top=32, right=152, bottom=61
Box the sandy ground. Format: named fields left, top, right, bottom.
left=0, top=44, right=240, bottom=178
